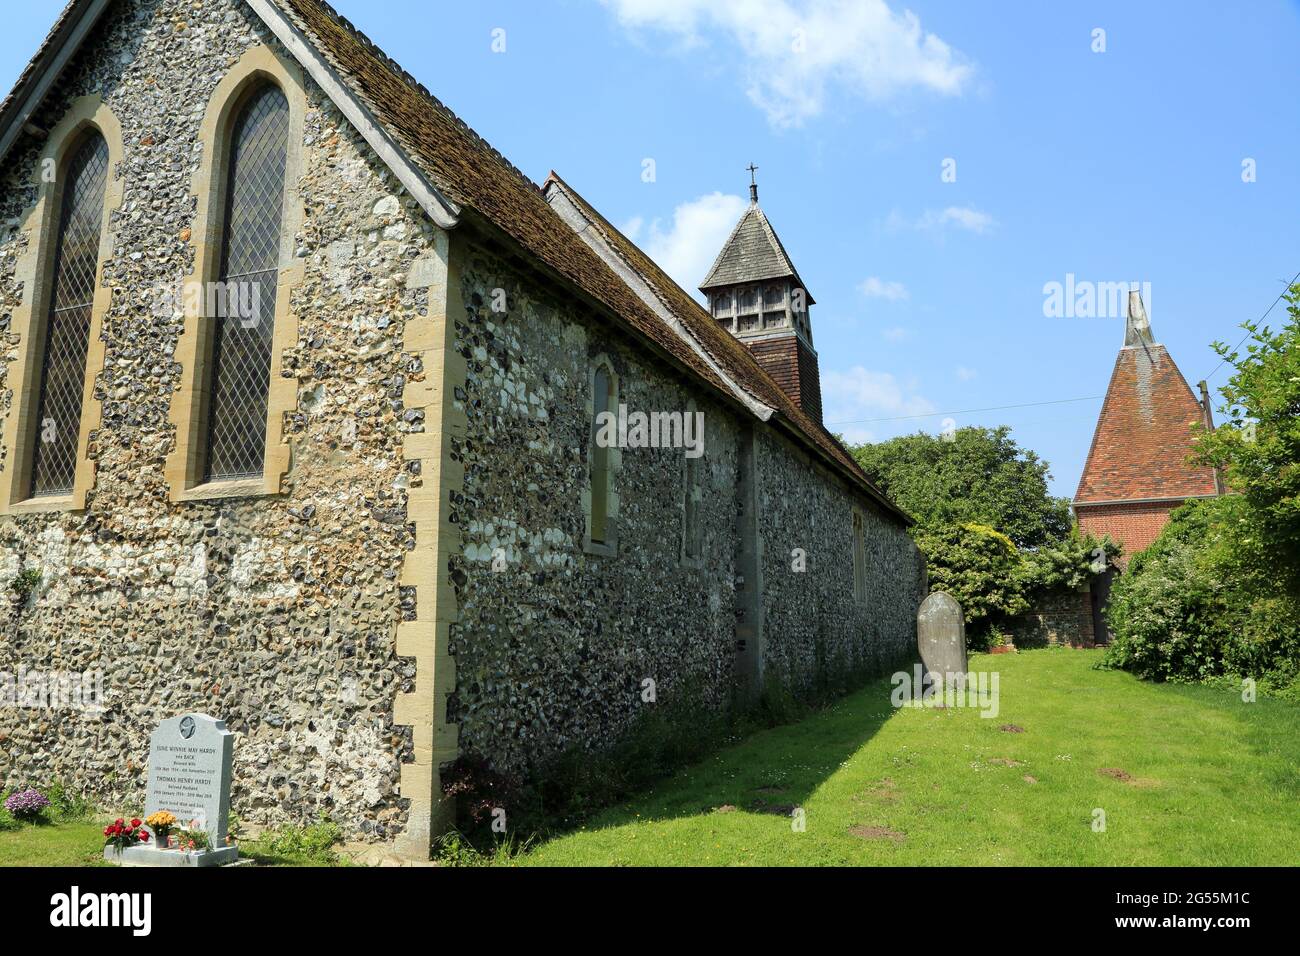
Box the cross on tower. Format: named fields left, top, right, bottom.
left=746, top=163, right=759, bottom=202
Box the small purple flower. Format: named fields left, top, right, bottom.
left=3, top=788, right=51, bottom=820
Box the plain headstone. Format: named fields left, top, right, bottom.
left=917, top=591, right=967, bottom=678
left=144, top=713, right=234, bottom=847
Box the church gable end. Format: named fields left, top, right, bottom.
left=0, top=0, right=448, bottom=857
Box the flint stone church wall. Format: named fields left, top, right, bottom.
left=0, top=0, right=435, bottom=841
left=447, top=238, right=744, bottom=778
left=756, top=428, right=925, bottom=694
left=446, top=236, right=927, bottom=779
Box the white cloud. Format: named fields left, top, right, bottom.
left=887, top=205, right=996, bottom=237
left=859, top=276, right=909, bottom=301
left=599, top=0, right=973, bottom=127
left=881, top=326, right=909, bottom=342
left=956, top=365, right=977, bottom=381
left=631, top=192, right=749, bottom=293
left=821, top=366, right=934, bottom=443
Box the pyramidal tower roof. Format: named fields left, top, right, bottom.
left=1074, top=291, right=1219, bottom=505
left=699, top=194, right=814, bottom=304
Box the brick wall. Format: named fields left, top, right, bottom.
left=1009, top=585, right=1096, bottom=648
left=1075, top=499, right=1198, bottom=564
left=743, top=336, right=822, bottom=423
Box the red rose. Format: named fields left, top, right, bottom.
left=115, top=818, right=124, bottom=825
left=139, top=831, right=149, bottom=841
left=103, top=827, right=112, bottom=836
left=131, top=819, right=142, bottom=828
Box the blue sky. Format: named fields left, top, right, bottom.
left=4, top=0, right=1298, bottom=498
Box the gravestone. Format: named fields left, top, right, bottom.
left=104, top=713, right=238, bottom=867
left=917, top=591, right=967, bottom=679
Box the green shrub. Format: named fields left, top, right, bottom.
left=917, top=523, right=1028, bottom=648
left=252, top=816, right=344, bottom=864
left=1104, top=497, right=1300, bottom=689
left=44, top=779, right=94, bottom=822
left=0, top=807, right=18, bottom=832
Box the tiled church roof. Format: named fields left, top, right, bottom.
left=1074, top=298, right=1219, bottom=505
left=699, top=201, right=815, bottom=303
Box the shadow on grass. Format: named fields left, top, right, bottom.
left=563, top=668, right=906, bottom=833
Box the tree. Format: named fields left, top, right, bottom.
left=846, top=426, right=1106, bottom=646
left=914, top=523, right=1029, bottom=632
left=849, top=426, right=1072, bottom=549
left=1193, top=293, right=1300, bottom=593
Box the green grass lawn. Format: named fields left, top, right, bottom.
left=5, top=650, right=1296, bottom=867
left=0, top=822, right=112, bottom=867
left=519, top=649, right=1300, bottom=866
left=0, top=818, right=349, bottom=867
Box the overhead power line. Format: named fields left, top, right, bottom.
left=1201, top=268, right=1300, bottom=384
left=826, top=395, right=1103, bottom=427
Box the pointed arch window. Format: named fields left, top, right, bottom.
left=590, top=363, right=615, bottom=544
left=29, top=134, right=109, bottom=498
left=202, top=83, right=290, bottom=482
left=584, top=356, right=621, bottom=555
left=852, top=509, right=868, bottom=606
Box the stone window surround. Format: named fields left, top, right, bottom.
left=582, top=353, right=621, bottom=557
left=164, top=44, right=306, bottom=503
left=851, top=506, right=867, bottom=606
left=0, top=95, right=124, bottom=516
left=680, top=397, right=703, bottom=569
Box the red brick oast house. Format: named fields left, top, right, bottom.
left=1075, top=290, right=1222, bottom=556
left=1012, top=291, right=1222, bottom=649
left=1072, top=290, right=1222, bottom=640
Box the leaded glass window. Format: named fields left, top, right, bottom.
left=29, top=134, right=109, bottom=498
left=204, top=85, right=289, bottom=482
